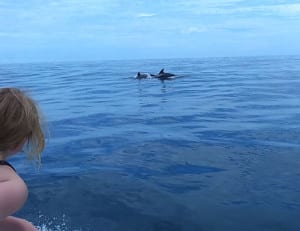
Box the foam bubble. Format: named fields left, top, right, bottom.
left=35, top=213, right=79, bottom=231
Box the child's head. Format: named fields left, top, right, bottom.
left=0, top=88, right=45, bottom=162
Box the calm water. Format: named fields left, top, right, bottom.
left=1, top=56, right=300, bottom=230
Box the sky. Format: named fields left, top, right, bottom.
left=0, top=0, right=300, bottom=63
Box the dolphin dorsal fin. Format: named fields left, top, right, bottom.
left=159, top=68, right=164, bottom=74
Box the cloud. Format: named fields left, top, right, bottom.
left=136, top=13, right=156, bottom=18
left=183, top=26, right=207, bottom=34
left=258, top=3, right=300, bottom=16
left=198, top=3, right=300, bottom=17
left=171, top=1, right=300, bottom=18
left=0, top=32, right=42, bottom=38
left=1, top=0, right=300, bottom=62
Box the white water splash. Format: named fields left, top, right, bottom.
left=35, top=213, right=81, bottom=231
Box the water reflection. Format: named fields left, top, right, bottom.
left=20, top=172, right=201, bottom=231
left=160, top=82, right=167, bottom=103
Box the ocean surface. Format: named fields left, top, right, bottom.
left=1, top=56, right=300, bottom=231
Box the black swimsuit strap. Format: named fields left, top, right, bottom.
left=0, top=160, right=16, bottom=172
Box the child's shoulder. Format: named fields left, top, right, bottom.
left=0, top=164, right=28, bottom=218
left=0, top=160, right=16, bottom=172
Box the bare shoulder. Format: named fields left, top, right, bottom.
left=0, top=166, right=28, bottom=220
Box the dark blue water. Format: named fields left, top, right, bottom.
left=1, top=56, right=300, bottom=230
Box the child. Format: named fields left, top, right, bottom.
left=0, top=88, right=45, bottom=231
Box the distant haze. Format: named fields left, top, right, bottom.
left=0, top=0, right=300, bottom=63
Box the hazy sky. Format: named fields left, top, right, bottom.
left=1, top=0, right=300, bottom=63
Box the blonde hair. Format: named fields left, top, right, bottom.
left=0, top=88, right=45, bottom=163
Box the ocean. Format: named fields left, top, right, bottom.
left=1, top=56, right=300, bottom=231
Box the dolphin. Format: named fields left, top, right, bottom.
left=136, top=72, right=149, bottom=79
left=151, top=69, right=175, bottom=80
